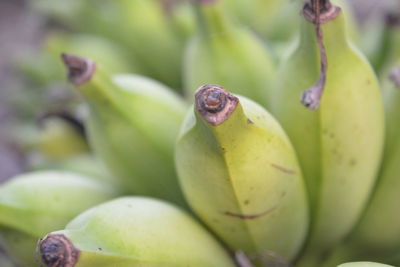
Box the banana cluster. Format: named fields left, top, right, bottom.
left=3, top=0, right=400, bottom=266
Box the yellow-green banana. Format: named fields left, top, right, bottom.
left=270, top=1, right=385, bottom=266
left=0, top=170, right=117, bottom=266
left=35, top=112, right=89, bottom=161
left=175, top=85, right=308, bottom=264
left=62, top=54, right=188, bottom=206
left=78, top=0, right=187, bottom=90
left=183, top=0, right=275, bottom=107
left=38, top=197, right=236, bottom=267
left=320, top=60, right=400, bottom=267
left=337, top=263, right=394, bottom=267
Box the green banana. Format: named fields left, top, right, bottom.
left=175, top=85, right=308, bottom=264
left=76, top=0, right=187, bottom=90
left=0, top=170, right=117, bottom=266
left=183, top=0, right=275, bottom=107
left=38, top=197, right=236, bottom=267
left=320, top=61, right=400, bottom=267
left=62, top=53, right=188, bottom=206
left=337, top=263, right=394, bottom=267
left=35, top=112, right=89, bottom=161
left=270, top=1, right=385, bottom=266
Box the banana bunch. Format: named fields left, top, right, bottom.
left=0, top=170, right=117, bottom=266
left=175, top=85, right=308, bottom=264
left=184, top=0, right=275, bottom=107
left=37, top=197, right=236, bottom=267
left=271, top=2, right=385, bottom=266
left=61, top=54, right=188, bottom=207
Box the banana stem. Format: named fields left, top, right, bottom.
left=390, top=65, right=400, bottom=87
left=39, top=234, right=80, bottom=267
left=195, top=85, right=239, bottom=126
left=301, top=0, right=327, bottom=110
left=300, top=0, right=340, bottom=110
left=61, top=53, right=96, bottom=86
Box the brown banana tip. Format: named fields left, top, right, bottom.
left=39, top=234, right=79, bottom=267
left=303, top=1, right=341, bottom=24
left=61, top=53, right=96, bottom=85
left=389, top=66, right=400, bottom=87
left=195, top=84, right=239, bottom=126
left=301, top=84, right=323, bottom=110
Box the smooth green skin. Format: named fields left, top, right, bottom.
left=338, top=263, right=394, bottom=267
left=37, top=117, right=90, bottom=160
left=175, top=96, right=308, bottom=261
left=78, top=0, right=185, bottom=90
left=0, top=170, right=117, bottom=266
left=42, top=197, right=236, bottom=267
left=81, top=70, right=188, bottom=207
left=184, top=1, right=275, bottom=107
left=271, top=11, right=385, bottom=266
left=321, top=63, right=400, bottom=267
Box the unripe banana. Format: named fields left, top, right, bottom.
left=338, top=263, right=394, bottom=267
left=270, top=2, right=385, bottom=266
left=320, top=61, right=400, bottom=267
left=36, top=112, right=89, bottom=161
left=175, top=85, right=308, bottom=264
left=0, top=170, right=117, bottom=266
left=76, top=0, right=187, bottom=90
left=184, top=0, right=275, bottom=107
left=61, top=54, right=188, bottom=206
left=38, top=197, right=236, bottom=267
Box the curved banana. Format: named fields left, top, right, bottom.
left=338, top=263, right=394, bottom=267
left=0, top=170, right=117, bottom=266
left=321, top=65, right=400, bottom=267
left=62, top=53, right=188, bottom=207
left=38, top=197, right=236, bottom=267
left=183, top=0, right=275, bottom=108
left=36, top=112, right=89, bottom=161
left=175, top=85, right=308, bottom=264
left=270, top=1, right=385, bottom=266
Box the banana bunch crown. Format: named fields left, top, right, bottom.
left=176, top=84, right=308, bottom=263
left=38, top=197, right=236, bottom=267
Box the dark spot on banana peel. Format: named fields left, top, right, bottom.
left=61, top=53, right=96, bottom=86
left=247, top=119, right=254, bottom=124
left=40, top=234, right=79, bottom=267
left=223, top=206, right=277, bottom=220
left=244, top=199, right=250, bottom=205
left=270, top=164, right=296, bottom=175
left=195, top=85, right=239, bottom=126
